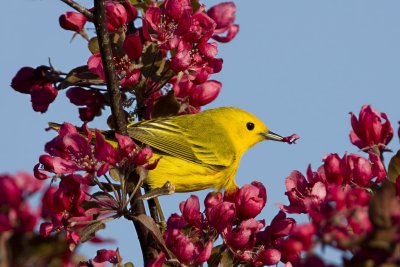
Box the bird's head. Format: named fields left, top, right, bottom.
left=217, top=107, right=285, bottom=154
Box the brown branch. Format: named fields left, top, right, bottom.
left=61, top=0, right=93, bottom=20
left=93, top=0, right=127, bottom=134
left=92, top=0, right=154, bottom=264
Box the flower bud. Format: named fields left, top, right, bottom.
left=234, top=181, right=267, bottom=220
left=106, top=2, right=127, bottom=32
left=30, top=83, right=58, bottom=113
left=253, top=248, right=281, bottom=266
left=350, top=105, right=393, bottom=152
left=323, top=153, right=344, bottom=184
left=59, top=12, right=87, bottom=32
left=189, top=80, right=221, bottom=107
left=207, top=201, right=235, bottom=232
left=179, top=195, right=201, bottom=226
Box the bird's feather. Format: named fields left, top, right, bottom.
left=127, top=113, right=236, bottom=167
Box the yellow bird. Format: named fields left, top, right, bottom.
left=50, top=107, right=289, bottom=193
left=125, top=107, right=286, bottom=193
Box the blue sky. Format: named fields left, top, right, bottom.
left=2, top=0, right=400, bottom=265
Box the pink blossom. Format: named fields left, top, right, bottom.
left=280, top=167, right=327, bottom=214
left=165, top=0, right=192, bottom=22
left=179, top=195, right=202, bottom=227
left=106, top=2, right=127, bottom=32
left=253, top=248, right=281, bottom=266
left=224, top=218, right=264, bottom=251
left=30, top=82, right=58, bottom=113
left=39, top=175, right=91, bottom=246
left=259, top=211, right=296, bottom=247
left=121, top=69, right=141, bottom=87
left=11, top=66, right=37, bottom=94
left=206, top=201, right=235, bottom=232
left=189, top=80, right=221, bottom=107
left=93, top=249, right=121, bottom=264
left=11, top=66, right=58, bottom=113
left=207, top=2, right=239, bottom=43
left=165, top=229, right=212, bottom=265
left=59, top=12, right=87, bottom=32
left=123, top=0, right=137, bottom=23
left=234, top=181, right=267, bottom=220
left=184, top=10, right=216, bottom=43
left=123, top=33, right=143, bottom=61
left=350, top=105, right=393, bottom=152
left=66, top=87, right=105, bottom=122
left=88, top=53, right=105, bottom=80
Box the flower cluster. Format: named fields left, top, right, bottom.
left=278, top=105, right=400, bottom=266
left=40, top=175, right=95, bottom=249
left=11, top=1, right=238, bottom=122
left=32, top=122, right=159, bottom=251
left=34, top=122, right=156, bottom=182
left=10, top=66, right=58, bottom=113
left=0, top=173, right=43, bottom=233
left=0, top=172, right=103, bottom=265
left=157, top=182, right=317, bottom=266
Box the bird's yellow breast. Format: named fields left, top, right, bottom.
left=146, top=153, right=240, bottom=192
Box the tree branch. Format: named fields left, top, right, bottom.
left=61, top=0, right=93, bottom=20
left=92, top=0, right=153, bottom=264
left=93, top=0, right=126, bottom=135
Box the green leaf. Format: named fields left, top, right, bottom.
left=58, top=65, right=104, bottom=89
left=388, top=149, right=400, bottom=182
left=219, top=250, right=234, bottom=267
left=124, top=262, right=135, bottom=267
left=79, top=221, right=106, bottom=243
left=88, top=37, right=99, bottom=54
left=109, top=166, right=122, bottom=181
left=190, top=0, right=201, bottom=11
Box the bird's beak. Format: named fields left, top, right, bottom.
left=262, top=130, right=284, bottom=142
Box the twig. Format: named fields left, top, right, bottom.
left=61, top=0, right=93, bottom=20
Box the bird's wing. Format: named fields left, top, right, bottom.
left=127, top=117, right=235, bottom=167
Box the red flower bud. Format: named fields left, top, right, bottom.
left=124, top=0, right=137, bottom=23
left=207, top=201, right=235, bottom=232
left=59, top=12, right=87, bottom=32
left=123, top=33, right=143, bottom=61
left=207, top=2, right=236, bottom=33
left=179, top=195, right=202, bottom=226
left=106, top=2, right=127, bottom=32
left=30, top=83, right=58, bottom=113
left=207, top=2, right=239, bottom=43
left=234, top=181, right=267, bottom=220
left=253, top=248, right=281, bottom=266
left=189, top=80, right=221, bottom=107
left=224, top=218, right=264, bottom=251
left=11, top=67, right=36, bottom=94
left=350, top=105, right=393, bottom=152
left=165, top=0, right=192, bottom=22
left=93, top=249, right=121, bottom=264
left=323, top=153, right=344, bottom=184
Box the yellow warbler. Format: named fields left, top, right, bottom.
left=126, top=107, right=287, bottom=192
left=51, top=107, right=292, bottom=192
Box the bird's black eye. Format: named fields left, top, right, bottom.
left=246, top=122, right=255, bottom=131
